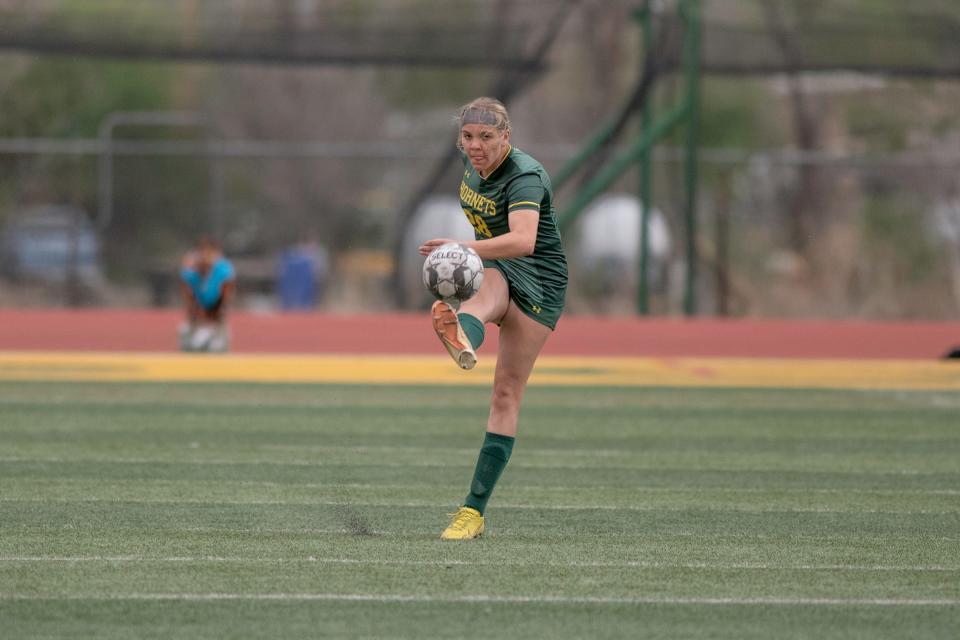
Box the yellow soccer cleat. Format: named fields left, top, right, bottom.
left=440, top=506, right=485, bottom=540
left=431, top=301, right=477, bottom=370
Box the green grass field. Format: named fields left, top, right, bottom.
left=1, top=381, right=958, bottom=638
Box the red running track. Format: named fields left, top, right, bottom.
left=0, top=309, right=958, bottom=359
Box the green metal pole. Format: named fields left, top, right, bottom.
left=681, top=0, right=702, bottom=316
left=558, top=103, right=687, bottom=233
left=553, top=117, right=623, bottom=191
left=637, top=3, right=655, bottom=315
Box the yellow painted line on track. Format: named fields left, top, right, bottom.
left=0, top=351, right=959, bottom=390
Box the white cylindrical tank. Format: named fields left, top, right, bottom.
left=573, top=193, right=671, bottom=297
left=403, top=195, right=476, bottom=306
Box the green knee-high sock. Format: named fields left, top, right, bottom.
left=463, top=432, right=514, bottom=515
left=457, top=312, right=485, bottom=349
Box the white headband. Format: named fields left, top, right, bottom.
left=461, top=107, right=500, bottom=127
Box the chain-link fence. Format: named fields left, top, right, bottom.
left=2, top=136, right=958, bottom=319
left=641, top=148, right=960, bottom=320
left=0, top=135, right=442, bottom=310
left=2, top=0, right=960, bottom=318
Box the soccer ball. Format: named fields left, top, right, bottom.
left=422, top=242, right=484, bottom=306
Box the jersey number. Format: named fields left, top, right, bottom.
left=462, top=209, right=493, bottom=238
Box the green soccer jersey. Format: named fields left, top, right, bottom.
left=458, top=146, right=568, bottom=328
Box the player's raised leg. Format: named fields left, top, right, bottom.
left=431, top=300, right=477, bottom=370
left=431, top=267, right=509, bottom=370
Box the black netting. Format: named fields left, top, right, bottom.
left=0, top=0, right=562, bottom=69
left=2, top=1, right=959, bottom=76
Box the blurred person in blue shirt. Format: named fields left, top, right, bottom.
left=277, top=238, right=328, bottom=310
left=178, top=237, right=235, bottom=352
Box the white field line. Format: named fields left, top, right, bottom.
left=257, top=443, right=960, bottom=457
left=1, top=556, right=957, bottom=572
left=1, top=455, right=957, bottom=475
left=5, top=474, right=960, bottom=496
left=12, top=524, right=956, bottom=543
left=0, top=593, right=957, bottom=607
left=0, top=496, right=956, bottom=515
left=162, top=526, right=389, bottom=536
left=241, top=482, right=960, bottom=497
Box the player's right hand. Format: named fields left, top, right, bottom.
left=418, top=238, right=457, bottom=256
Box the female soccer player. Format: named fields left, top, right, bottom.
left=419, top=97, right=568, bottom=540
